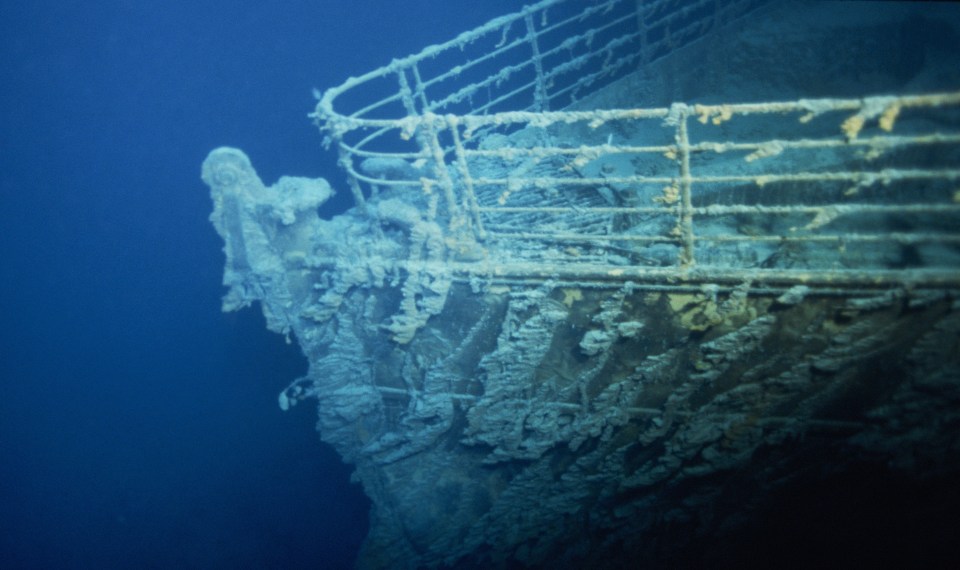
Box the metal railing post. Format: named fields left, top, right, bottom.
left=524, top=11, right=550, bottom=112
left=676, top=107, right=696, bottom=267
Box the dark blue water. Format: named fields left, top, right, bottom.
left=0, top=1, right=519, bottom=567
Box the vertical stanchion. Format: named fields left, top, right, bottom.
left=397, top=68, right=445, bottom=222
left=676, top=107, right=696, bottom=267
left=411, top=63, right=431, bottom=113
left=524, top=11, right=550, bottom=112
left=448, top=116, right=486, bottom=241
left=337, top=144, right=367, bottom=212
left=422, top=114, right=465, bottom=230
left=397, top=68, right=419, bottom=116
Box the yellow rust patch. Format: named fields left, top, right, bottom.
left=560, top=288, right=583, bottom=307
